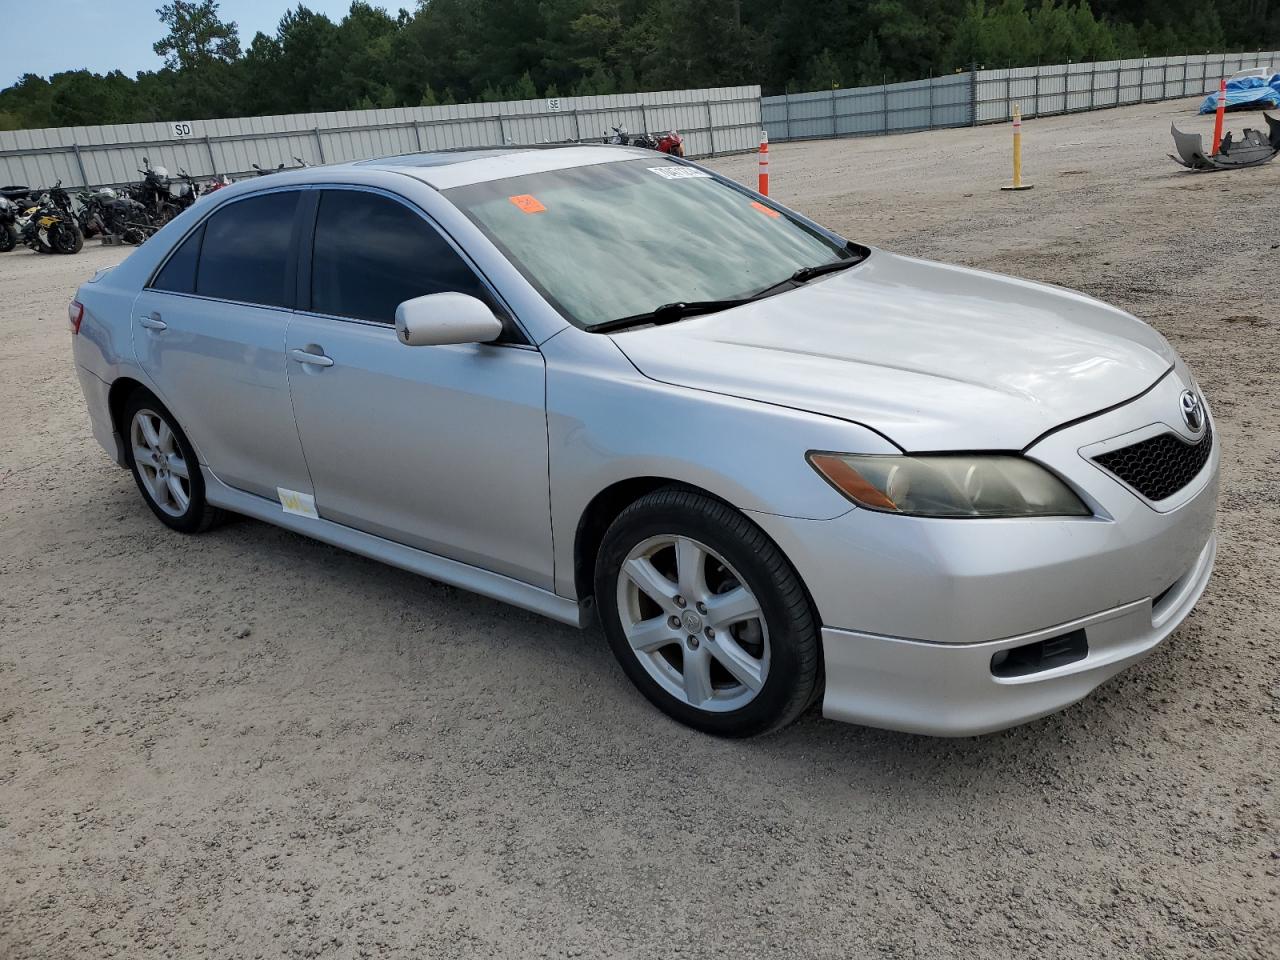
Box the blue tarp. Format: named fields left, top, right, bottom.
left=1199, top=74, right=1280, bottom=113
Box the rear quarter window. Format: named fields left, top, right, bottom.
left=150, top=225, right=203, bottom=294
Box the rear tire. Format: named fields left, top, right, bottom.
left=122, top=392, right=223, bottom=534
left=0, top=225, right=15, bottom=252
left=594, top=487, right=820, bottom=737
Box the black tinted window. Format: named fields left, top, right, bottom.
left=196, top=191, right=298, bottom=307
left=152, top=224, right=202, bottom=294
left=311, top=190, right=492, bottom=324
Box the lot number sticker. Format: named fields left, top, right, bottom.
left=508, top=194, right=547, bottom=214
left=170, top=121, right=195, bottom=139
left=648, top=166, right=711, bottom=180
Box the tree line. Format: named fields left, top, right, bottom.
left=2, top=0, right=1277, bottom=131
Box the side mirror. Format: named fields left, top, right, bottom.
left=395, top=292, right=504, bottom=346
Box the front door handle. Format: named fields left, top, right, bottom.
left=138, top=313, right=167, bottom=330
left=290, top=348, right=334, bottom=367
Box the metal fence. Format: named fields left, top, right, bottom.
left=5, top=48, right=1280, bottom=188
left=0, top=86, right=761, bottom=191
left=763, top=50, right=1280, bottom=142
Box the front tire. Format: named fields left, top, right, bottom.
left=51, top=221, right=83, bottom=254
left=123, top=393, right=223, bottom=533
left=594, top=487, right=820, bottom=737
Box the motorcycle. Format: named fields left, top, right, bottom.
left=655, top=130, right=685, bottom=156
left=605, top=125, right=686, bottom=156
left=0, top=195, right=18, bottom=252
left=76, top=186, right=154, bottom=244
left=17, top=183, right=83, bottom=254
left=169, top=168, right=203, bottom=211
left=127, top=157, right=180, bottom=226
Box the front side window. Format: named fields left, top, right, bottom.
left=443, top=159, right=855, bottom=329
left=310, top=189, right=494, bottom=324
left=196, top=191, right=299, bottom=307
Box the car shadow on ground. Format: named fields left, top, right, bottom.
left=76, top=479, right=1174, bottom=791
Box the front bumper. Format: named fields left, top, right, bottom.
left=820, top=533, right=1215, bottom=735
left=746, top=369, right=1219, bottom=735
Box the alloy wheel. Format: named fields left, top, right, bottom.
left=130, top=409, right=191, bottom=517
left=615, top=534, right=770, bottom=712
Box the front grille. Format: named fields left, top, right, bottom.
left=1093, top=422, right=1213, bottom=502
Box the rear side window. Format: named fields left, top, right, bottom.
left=151, top=225, right=203, bottom=294
left=311, top=190, right=493, bottom=324
left=196, top=191, right=299, bottom=307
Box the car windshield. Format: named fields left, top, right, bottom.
left=444, top=158, right=856, bottom=329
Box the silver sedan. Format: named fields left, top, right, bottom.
left=69, top=146, right=1218, bottom=737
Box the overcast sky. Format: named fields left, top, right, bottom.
left=5, top=0, right=382, bottom=84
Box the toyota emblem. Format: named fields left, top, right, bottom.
left=1179, top=389, right=1205, bottom=433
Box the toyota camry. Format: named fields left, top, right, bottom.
left=69, top=145, right=1218, bottom=737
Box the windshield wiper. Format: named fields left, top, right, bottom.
left=781, top=242, right=869, bottom=285
left=590, top=244, right=868, bottom=333
left=589, top=297, right=755, bottom=333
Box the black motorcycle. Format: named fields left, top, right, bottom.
left=127, top=157, right=180, bottom=226
left=169, top=168, right=203, bottom=211
left=0, top=197, right=18, bottom=252
left=0, top=186, right=28, bottom=252
left=76, top=187, right=153, bottom=244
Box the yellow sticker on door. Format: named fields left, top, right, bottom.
left=277, top=487, right=319, bottom=519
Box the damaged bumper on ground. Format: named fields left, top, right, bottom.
left=1170, top=113, right=1280, bottom=170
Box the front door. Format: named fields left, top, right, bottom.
left=284, top=187, right=553, bottom=589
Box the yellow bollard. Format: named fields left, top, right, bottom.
left=1000, top=104, right=1034, bottom=192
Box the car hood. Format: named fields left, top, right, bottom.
left=609, top=250, right=1175, bottom=451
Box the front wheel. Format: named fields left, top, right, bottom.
left=123, top=393, right=223, bottom=533
left=50, top=221, right=83, bottom=254
left=594, top=488, right=821, bottom=737
left=0, top=224, right=15, bottom=252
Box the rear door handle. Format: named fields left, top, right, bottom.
left=138, top=313, right=167, bottom=330
left=290, top=348, right=334, bottom=367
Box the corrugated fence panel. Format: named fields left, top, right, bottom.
left=765, top=51, right=1280, bottom=143
left=0, top=86, right=760, bottom=189
left=8, top=52, right=1280, bottom=180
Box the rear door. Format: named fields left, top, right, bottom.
left=283, top=187, right=553, bottom=588
left=132, top=189, right=312, bottom=500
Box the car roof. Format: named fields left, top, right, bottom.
left=354, top=144, right=661, bottom=190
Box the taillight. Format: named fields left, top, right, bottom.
left=68, top=300, right=84, bottom=334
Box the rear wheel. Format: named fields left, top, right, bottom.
left=123, top=393, right=223, bottom=533
left=594, top=488, right=820, bottom=737
left=0, top=224, right=15, bottom=252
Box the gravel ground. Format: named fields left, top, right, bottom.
left=1, top=98, right=1277, bottom=959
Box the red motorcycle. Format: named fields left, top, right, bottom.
left=655, top=130, right=685, bottom=157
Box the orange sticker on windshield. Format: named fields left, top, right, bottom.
left=751, top=201, right=780, bottom=218
left=509, top=194, right=546, bottom=214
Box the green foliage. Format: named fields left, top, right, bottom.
left=1, top=0, right=1277, bottom=129
left=153, top=1, right=242, bottom=71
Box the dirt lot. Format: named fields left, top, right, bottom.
left=2, top=98, right=1277, bottom=959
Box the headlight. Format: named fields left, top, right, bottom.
left=807, top=453, right=1090, bottom=518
